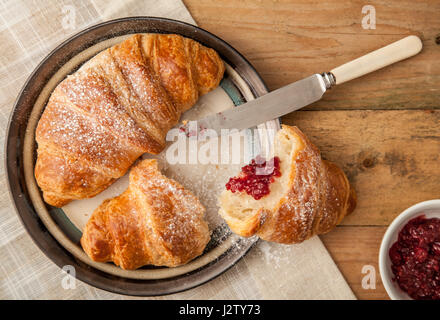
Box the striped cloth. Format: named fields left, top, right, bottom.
left=0, top=0, right=355, bottom=300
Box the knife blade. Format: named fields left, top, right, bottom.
left=185, top=73, right=330, bottom=137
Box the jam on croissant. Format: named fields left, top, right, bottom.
left=219, top=125, right=356, bottom=244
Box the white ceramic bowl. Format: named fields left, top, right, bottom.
left=379, top=199, right=440, bottom=300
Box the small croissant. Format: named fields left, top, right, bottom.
left=35, top=34, right=224, bottom=207
left=81, top=159, right=210, bottom=270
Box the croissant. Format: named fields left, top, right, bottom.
left=80, top=159, right=210, bottom=270
left=219, top=125, right=356, bottom=244
left=35, top=34, right=225, bottom=207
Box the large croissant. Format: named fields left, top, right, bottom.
left=81, top=159, right=210, bottom=270
left=219, top=125, right=356, bottom=244
left=35, top=34, right=224, bottom=207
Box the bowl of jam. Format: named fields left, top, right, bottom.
left=379, top=200, right=440, bottom=300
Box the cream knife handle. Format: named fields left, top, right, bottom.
left=330, top=35, right=423, bottom=85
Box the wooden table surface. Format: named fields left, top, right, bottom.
left=184, top=0, right=440, bottom=300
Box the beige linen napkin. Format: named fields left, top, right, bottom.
left=0, top=0, right=355, bottom=300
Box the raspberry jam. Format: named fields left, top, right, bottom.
left=389, top=215, right=440, bottom=300
left=225, top=156, right=281, bottom=200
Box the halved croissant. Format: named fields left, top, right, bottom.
left=35, top=34, right=225, bottom=207
left=219, top=125, right=356, bottom=244
left=81, top=159, right=210, bottom=270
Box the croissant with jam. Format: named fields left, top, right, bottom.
left=219, top=125, right=356, bottom=244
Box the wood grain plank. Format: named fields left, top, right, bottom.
left=282, top=109, right=440, bottom=226
left=184, top=0, right=440, bottom=110
left=320, top=226, right=388, bottom=300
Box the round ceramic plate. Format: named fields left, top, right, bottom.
left=6, top=17, right=279, bottom=296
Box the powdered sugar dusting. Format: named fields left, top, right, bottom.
left=143, top=87, right=247, bottom=243
left=38, top=98, right=134, bottom=176
left=256, top=241, right=291, bottom=270
left=62, top=69, right=152, bottom=151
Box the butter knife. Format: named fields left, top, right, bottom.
left=189, top=35, right=422, bottom=136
